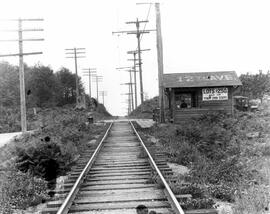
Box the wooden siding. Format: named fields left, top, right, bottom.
left=170, top=87, right=234, bottom=123
left=174, top=109, right=227, bottom=123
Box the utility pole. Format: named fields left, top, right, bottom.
left=121, top=83, right=135, bottom=111
left=65, top=48, right=86, bottom=106
left=130, top=19, right=145, bottom=105
left=93, top=75, right=103, bottom=102
left=99, top=91, right=107, bottom=105
left=136, top=2, right=165, bottom=123
left=127, top=49, right=150, bottom=108
left=112, top=21, right=155, bottom=105
left=82, top=68, right=96, bottom=98
left=121, top=93, right=133, bottom=114
left=127, top=52, right=138, bottom=108
left=155, top=3, right=165, bottom=123
left=128, top=69, right=134, bottom=111
left=117, top=66, right=136, bottom=111
left=0, top=18, right=44, bottom=133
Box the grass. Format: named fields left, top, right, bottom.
left=139, top=110, right=270, bottom=212
left=232, top=184, right=270, bottom=214
left=0, top=106, right=110, bottom=212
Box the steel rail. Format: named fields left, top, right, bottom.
left=56, top=122, right=113, bottom=214
left=130, top=121, right=185, bottom=214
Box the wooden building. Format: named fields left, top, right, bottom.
left=163, top=71, right=242, bottom=123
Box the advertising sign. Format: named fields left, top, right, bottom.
left=202, top=88, right=228, bottom=101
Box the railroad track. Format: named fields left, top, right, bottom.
left=42, top=121, right=217, bottom=214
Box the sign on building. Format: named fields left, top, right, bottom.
left=202, top=87, right=228, bottom=101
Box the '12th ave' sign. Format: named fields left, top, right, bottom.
left=178, top=74, right=234, bottom=82
left=163, top=71, right=242, bottom=88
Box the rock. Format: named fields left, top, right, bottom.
left=167, top=162, right=189, bottom=175
left=159, top=123, right=167, bottom=128
left=246, top=132, right=260, bottom=139
left=149, top=136, right=159, bottom=144
left=72, top=154, right=80, bottom=163
left=88, top=139, right=96, bottom=146
left=95, top=122, right=105, bottom=126
left=94, top=135, right=100, bottom=139
left=54, top=175, right=69, bottom=193
left=214, top=201, right=233, bottom=214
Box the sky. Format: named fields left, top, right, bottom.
left=1, top=0, right=270, bottom=116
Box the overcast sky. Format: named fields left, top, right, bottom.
left=1, top=0, right=270, bottom=115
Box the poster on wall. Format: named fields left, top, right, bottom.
left=202, top=88, right=228, bottom=101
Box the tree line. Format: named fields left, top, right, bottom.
left=0, top=62, right=85, bottom=108
left=239, top=70, right=270, bottom=100
left=1, top=61, right=270, bottom=109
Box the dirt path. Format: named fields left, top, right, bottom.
left=0, top=132, right=22, bottom=148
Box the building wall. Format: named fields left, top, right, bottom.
left=171, top=86, right=234, bottom=123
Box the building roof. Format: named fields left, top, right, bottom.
left=163, top=71, right=242, bottom=88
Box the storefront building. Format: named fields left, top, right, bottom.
left=163, top=71, right=242, bottom=123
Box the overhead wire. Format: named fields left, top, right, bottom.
left=139, top=3, right=152, bottom=43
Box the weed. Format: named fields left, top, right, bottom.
left=0, top=168, right=48, bottom=213
left=232, top=184, right=270, bottom=214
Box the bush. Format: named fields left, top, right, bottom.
left=180, top=198, right=215, bottom=210
left=188, top=156, right=245, bottom=185
left=207, top=184, right=236, bottom=202
left=233, top=185, right=270, bottom=214
left=0, top=107, right=37, bottom=133
left=0, top=169, right=48, bottom=213
left=15, top=141, right=61, bottom=181
left=170, top=183, right=206, bottom=199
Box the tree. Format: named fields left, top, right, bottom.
left=26, top=65, right=61, bottom=107
left=239, top=70, right=270, bottom=101
left=55, top=67, right=84, bottom=106
left=0, top=62, right=20, bottom=107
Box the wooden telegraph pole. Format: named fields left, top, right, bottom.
left=99, top=91, right=107, bottom=105
left=127, top=49, right=150, bottom=108
left=136, top=2, right=165, bottom=123
left=93, top=75, right=103, bottom=102
left=112, top=21, right=155, bottom=105
left=117, top=66, right=136, bottom=111
left=121, top=92, right=133, bottom=114
left=0, top=18, right=44, bottom=133
left=127, top=53, right=139, bottom=108
left=65, top=48, right=86, bottom=106
left=82, top=68, right=96, bottom=98
left=155, top=3, right=165, bottom=123
left=121, top=83, right=135, bottom=112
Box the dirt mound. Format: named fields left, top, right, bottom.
left=129, top=97, right=159, bottom=118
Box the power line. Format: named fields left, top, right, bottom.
left=140, top=3, right=153, bottom=43
left=136, top=2, right=166, bottom=123
left=113, top=20, right=155, bottom=105
left=127, top=49, right=150, bottom=108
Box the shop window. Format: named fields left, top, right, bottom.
left=175, top=92, right=198, bottom=109
left=175, top=93, right=191, bottom=109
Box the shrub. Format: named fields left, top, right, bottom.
left=0, top=169, right=48, bottom=213
left=207, top=184, right=236, bottom=202
left=180, top=198, right=215, bottom=210
left=15, top=141, right=61, bottom=181
left=188, top=157, right=245, bottom=185
left=170, top=183, right=206, bottom=199
left=163, top=139, right=202, bottom=166
left=233, top=185, right=270, bottom=214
